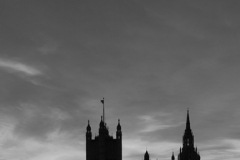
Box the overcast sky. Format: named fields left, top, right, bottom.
left=1, top=1, right=240, bottom=160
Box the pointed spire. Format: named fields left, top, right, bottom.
left=183, top=109, right=194, bottom=147
left=186, top=109, right=191, bottom=131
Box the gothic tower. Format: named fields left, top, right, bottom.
left=177, top=110, right=200, bottom=160
left=86, top=99, right=122, bottom=160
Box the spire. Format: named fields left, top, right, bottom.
left=183, top=109, right=194, bottom=147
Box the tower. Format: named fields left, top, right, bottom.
left=86, top=99, right=122, bottom=160
left=177, top=110, right=200, bottom=160
left=116, top=119, right=122, bottom=160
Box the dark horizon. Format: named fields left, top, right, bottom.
left=0, top=1, right=240, bottom=160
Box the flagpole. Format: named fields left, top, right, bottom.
left=103, top=97, right=105, bottom=123
left=100, top=98, right=105, bottom=124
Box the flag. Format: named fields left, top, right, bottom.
left=101, top=99, right=104, bottom=104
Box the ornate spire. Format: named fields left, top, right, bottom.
left=184, top=109, right=193, bottom=136
left=183, top=109, right=194, bottom=147
left=117, top=119, right=121, bottom=131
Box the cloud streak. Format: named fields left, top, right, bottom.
left=0, top=58, right=42, bottom=76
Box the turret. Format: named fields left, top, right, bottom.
left=86, top=120, right=92, bottom=160
left=99, top=116, right=104, bottom=129
left=86, top=120, right=92, bottom=140
left=116, top=119, right=122, bottom=139
left=99, top=116, right=109, bottom=137
left=116, top=119, right=122, bottom=160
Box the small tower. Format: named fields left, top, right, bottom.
left=144, top=150, right=150, bottom=160
left=116, top=119, right=122, bottom=139
left=86, top=120, right=92, bottom=140
left=116, top=119, right=122, bottom=160
left=86, top=120, right=92, bottom=160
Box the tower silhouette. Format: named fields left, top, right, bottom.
left=177, top=110, right=200, bottom=160
left=86, top=100, right=122, bottom=160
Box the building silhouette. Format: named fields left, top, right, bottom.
left=141, top=110, right=200, bottom=160
left=172, top=110, right=200, bottom=160
left=86, top=100, right=199, bottom=160
left=86, top=116, right=122, bottom=160
left=144, top=150, right=149, bottom=160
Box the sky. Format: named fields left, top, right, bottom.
left=0, top=0, right=240, bottom=160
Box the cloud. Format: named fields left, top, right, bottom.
left=0, top=58, right=42, bottom=76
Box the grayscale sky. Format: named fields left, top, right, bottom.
left=0, top=1, right=240, bottom=160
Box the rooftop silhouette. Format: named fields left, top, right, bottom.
left=86, top=100, right=200, bottom=160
